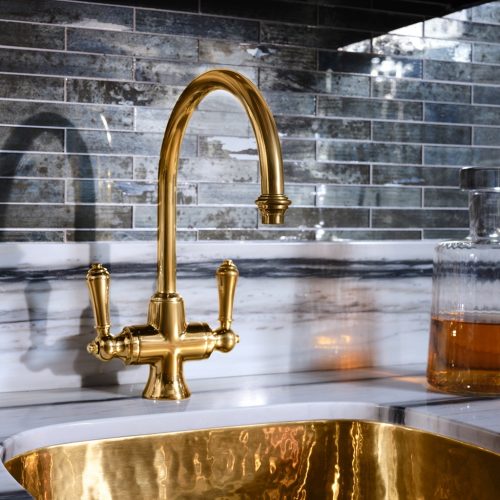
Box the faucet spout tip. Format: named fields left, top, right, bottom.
left=256, top=193, right=291, bottom=225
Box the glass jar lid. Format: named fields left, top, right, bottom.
left=460, top=167, right=500, bottom=190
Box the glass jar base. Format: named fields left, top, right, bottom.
left=427, top=368, right=500, bottom=396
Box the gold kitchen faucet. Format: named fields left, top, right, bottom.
left=86, top=70, right=291, bottom=400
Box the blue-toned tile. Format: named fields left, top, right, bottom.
left=372, top=208, right=468, bottom=228
left=373, top=122, right=471, bottom=145
left=317, top=185, right=421, bottom=207
left=423, top=187, right=468, bottom=207
left=0, top=21, right=64, bottom=49
left=275, top=116, right=370, bottom=140
left=0, top=126, right=64, bottom=152
left=425, top=102, right=500, bottom=125
left=0, top=74, right=64, bottom=101
left=0, top=179, right=64, bottom=203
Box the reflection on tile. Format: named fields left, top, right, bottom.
left=423, top=187, right=468, bottom=207
left=0, top=126, right=64, bottom=152
left=0, top=21, right=64, bottom=49
left=284, top=161, right=370, bottom=184
left=425, top=60, right=500, bottom=85
left=426, top=102, right=500, bottom=125
left=424, top=17, right=500, bottom=44
left=275, top=116, right=370, bottom=140
left=372, top=208, right=468, bottom=228
left=373, top=122, right=471, bottom=145
left=134, top=206, right=257, bottom=229
left=0, top=179, right=64, bottom=203
left=471, top=2, right=500, bottom=24
left=264, top=92, right=316, bottom=116
left=372, top=165, right=460, bottom=187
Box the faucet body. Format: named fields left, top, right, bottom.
left=86, top=70, right=290, bottom=400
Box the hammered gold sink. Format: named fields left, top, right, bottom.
left=5, top=420, right=500, bottom=500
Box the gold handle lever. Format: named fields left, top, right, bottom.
left=86, top=263, right=111, bottom=338
left=216, top=260, right=239, bottom=331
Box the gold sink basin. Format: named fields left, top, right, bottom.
left=5, top=419, right=500, bottom=499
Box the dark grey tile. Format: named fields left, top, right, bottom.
left=0, top=48, right=133, bottom=80
left=136, top=60, right=256, bottom=85
left=473, top=86, right=500, bottom=105
left=0, top=126, right=64, bottom=152
left=134, top=206, right=257, bottom=229
left=67, top=130, right=197, bottom=156
left=423, top=229, right=469, bottom=239
left=263, top=207, right=369, bottom=229
left=264, top=92, right=316, bottom=116
left=197, top=183, right=315, bottom=206
left=67, top=28, right=198, bottom=61
left=317, top=141, right=422, bottom=164
left=424, top=18, right=500, bottom=44
left=0, top=74, right=64, bottom=101
left=275, top=116, right=370, bottom=141
left=199, top=40, right=316, bottom=70
left=67, top=180, right=196, bottom=205
left=372, top=208, right=468, bottom=228
left=372, top=79, right=471, bottom=104
left=319, top=51, right=422, bottom=78
left=200, top=0, right=317, bottom=24
left=473, top=127, right=500, bottom=146
left=0, top=21, right=64, bottom=49
left=0, top=230, right=64, bottom=242
left=0, top=205, right=132, bottom=229
left=472, top=3, right=500, bottom=24
left=423, top=187, right=468, bottom=207
left=261, top=22, right=372, bottom=51
left=67, top=79, right=183, bottom=107
left=372, top=34, right=471, bottom=62
left=284, top=161, right=370, bottom=184
left=0, top=179, right=64, bottom=203
left=317, top=185, right=421, bottom=207
left=134, top=156, right=259, bottom=183
left=0, top=0, right=133, bottom=29
left=0, top=153, right=133, bottom=178
left=373, top=122, right=471, bottom=145
left=66, top=229, right=196, bottom=242
left=424, top=60, right=500, bottom=85
left=424, top=145, right=500, bottom=167
left=317, top=96, right=422, bottom=120
left=473, top=43, right=500, bottom=65
left=135, top=9, right=259, bottom=42
left=372, top=164, right=461, bottom=187
left=425, top=102, right=500, bottom=126
left=260, top=68, right=370, bottom=97
left=0, top=101, right=133, bottom=130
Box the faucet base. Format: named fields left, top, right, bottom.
left=143, top=360, right=191, bottom=400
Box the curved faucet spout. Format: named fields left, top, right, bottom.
left=157, top=69, right=291, bottom=294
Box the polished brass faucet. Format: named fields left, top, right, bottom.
left=85, top=69, right=291, bottom=400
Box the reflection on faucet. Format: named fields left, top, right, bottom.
left=86, top=69, right=291, bottom=400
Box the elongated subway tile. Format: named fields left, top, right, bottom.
left=0, top=0, right=133, bottom=29
left=0, top=204, right=132, bottom=228
left=423, top=229, right=469, bottom=239
left=317, top=185, right=421, bottom=208
left=66, top=130, right=197, bottom=156
left=372, top=79, right=470, bottom=104
left=136, top=60, right=256, bottom=85
left=135, top=9, right=258, bottom=42
left=424, top=60, right=500, bottom=85
left=261, top=22, right=372, bottom=51
left=372, top=208, right=468, bottom=228
left=284, top=161, right=370, bottom=184
left=473, top=127, right=500, bottom=146
left=67, top=28, right=198, bottom=61
left=373, top=122, right=471, bottom=145
left=317, top=141, right=422, bottom=164
left=65, top=229, right=196, bottom=242
left=67, top=180, right=196, bottom=205
left=275, top=116, right=370, bottom=141
left=0, top=21, right=64, bottom=50
left=372, top=165, right=460, bottom=187
left=424, top=145, right=500, bottom=166
left=0, top=101, right=133, bottom=130
left=425, top=102, right=500, bottom=125
left=260, top=68, right=370, bottom=97
left=472, top=2, right=500, bottom=24
left=319, top=51, right=422, bottom=78
left=135, top=108, right=250, bottom=136
left=423, top=187, right=468, bottom=207
left=67, top=79, right=183, bottom=107
left=134, top=156, right=259, bottom=183
left=0, top=230, right=64, bottom=242
left=264, top=92, right=316, bottom=116
left=473, top=42, right=500, bottom=65
left=0, top=126, right=64, bottom=152
left=372, top=34, right=471, bottom=62
left=134, top=205, right=257, bottom=229
left=473, top=85, right=500, bottom=105
left=199, top=40, right=316, bottom=70
left=317, top=96, right=422, bottom=120
left=198, top=183, right=315, bottom=206
left=0, top=74, right=64, bottom=101
left=0, top=179, right=64, bottom=203
left=0, top=48, right=133, bottom=80
left=0, top=153, right=132, bottom=179
left=262, top=207, right=369, bottom=229
left=424, top=17, right=500, bottom=44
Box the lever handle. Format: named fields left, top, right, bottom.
left=86, top=263, right=111, bottom=337
left=216, top=259, right=239, bottom=331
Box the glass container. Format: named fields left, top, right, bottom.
left=427, top=167, right=500, bottom=395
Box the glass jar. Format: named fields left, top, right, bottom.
left=427, top=167, right=500, bottom=395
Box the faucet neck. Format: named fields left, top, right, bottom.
left=156, top=69, right=290, bottom=294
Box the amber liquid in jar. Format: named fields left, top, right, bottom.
left=427, top=316, right=500, bottom=394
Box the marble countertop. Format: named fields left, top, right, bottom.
left=0, top=364, right=499, bottom=499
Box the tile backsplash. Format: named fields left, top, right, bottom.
left=0, top=0, right=498, bottom=242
